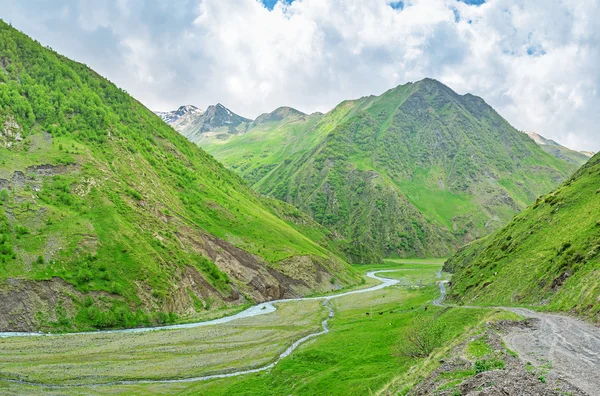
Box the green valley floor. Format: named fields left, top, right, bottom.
left=0, top=260, right=593, bottom=395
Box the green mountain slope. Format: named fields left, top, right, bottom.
left=201, top=79, right=577, bottom=262
left=445, top=153, right=600, bottom=321
left=524, top=131, right=591, bottom=166
left=0, top=21, right=358, bottom=331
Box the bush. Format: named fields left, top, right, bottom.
left=125, top=188, right=143, bottom=201
left=15, top=225, right=30, bottom=236
left=474, top=358, right=505, bottom=373
left=399, top=314, right=446, bottom=358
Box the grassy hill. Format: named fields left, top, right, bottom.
left=445, top=153, right=600, bottom=322
left=0, top=21, right=359, bottom=331
left=202, top=79, right=577, bottom=262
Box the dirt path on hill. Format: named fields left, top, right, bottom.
left=436, top=281, right=600, bottom=395
left=503, top=308, right=600, bottom=395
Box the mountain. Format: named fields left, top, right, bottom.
left=198, top=79, right=578, bottom=262
left=0, top=20, right=359, bottom=332
left=155, top=104, right=203, bottom=130
left=160, top=103, right=253, bottom=144
left=444, top=153, right=600, bottom=322
left=253, top=106, right=308, bottom=124
left=524, top=131, right=591, bottom=166
left=155, top=104, right=201, bottom=124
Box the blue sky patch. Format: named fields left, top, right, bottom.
left=458, top=0, right=486, bottom=5
left=452, top=7, right=461, bottom=22
left=262, top=1, right=481, bottom=12
left=261, top=0, right=294, bottom=10
left=389, top=1, right=404, bottom=10
left=527, top=45, right=546, bottom=56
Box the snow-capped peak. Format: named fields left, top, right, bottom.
left=155, top=105, right=203, bottom=124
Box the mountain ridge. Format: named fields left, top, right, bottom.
left=444, top=152, right=600, bottom=322
left=0, top=20, right=359, bottom=331
left=156, top=103, right=253, bottom=144
left=195, top=78, right=578, bottom=262
left=156, top=104, right=202, bottom=124
left=524, top=131, right=592, bottom=166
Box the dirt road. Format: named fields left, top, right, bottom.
left=504, top=308, right=600, bottom=395
left=437, top=281, right=600, bottom=395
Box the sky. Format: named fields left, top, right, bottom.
left=0, top=0, right=598, bottom=151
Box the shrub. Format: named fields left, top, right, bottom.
left=399, top=314, right=446, bottom=358
left=474, top=358, right=505, bottom=373
left=125, top=188, right=143, bottom=201
left=15, top=225, right=30, bottom=236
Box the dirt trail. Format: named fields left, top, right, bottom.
left=503, top=308, right=600, bottom=395
left=436, top=281, right=600, bottom=395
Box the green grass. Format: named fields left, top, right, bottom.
left=466, top=338, right=493, bottom=358
left=199, top=79, right=575, bottom=263
left=0, top=261, right=498, bottom=395
left=384, top=257, right=447, bottom=265
left=446, top=153, right=600, bottom=321
left=474, top=358, right=505, bottom=373
left=0, top=300, right=327, bottom=385
left=76, top=292, right=489, bottom=395
left=0, top=20, right=359, bottom=331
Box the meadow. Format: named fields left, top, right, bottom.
left=0, top=260, right=502, bottom=395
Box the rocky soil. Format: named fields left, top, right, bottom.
left=410, top=319, right=587, bottom=396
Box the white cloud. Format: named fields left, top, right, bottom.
left=0, top=0, right=598, bottom=151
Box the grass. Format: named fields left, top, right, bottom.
left=200, top=79, right=575, bottom=263
left=446, top=153, right=600, bottom=322
left=379, top=268, right=448, bottom=285
left=466, top=338, right=493, bottom=359
left=0, top=300, right=327, bottom=385
left=384, top=257, right=447, bottom=265
left=0, top=20, right=360, bottom=331
left=474, top=358, right=505, bottom=373
left=354, top=259, right=450, bottom=286
left=0, top=261, right=500, bottom=395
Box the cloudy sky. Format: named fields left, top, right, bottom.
left=1, top=0, right=598, bottom=151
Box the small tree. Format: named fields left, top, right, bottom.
left=399, top=314, right=446, bottom=358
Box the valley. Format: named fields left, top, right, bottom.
left=0, top=262, right=484, bottom=395
left=163, top=81, right=579, bottom=263
left=2, top=261, right=597, bottom=395
left=0, top=9, right=598, bottom=395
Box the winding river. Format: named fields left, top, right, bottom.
left=0, top=270, right=400, bottom=339
left=1, top=270, right=405, bottom=387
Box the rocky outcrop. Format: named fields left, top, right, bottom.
left=1, top=116, right=22, bottom=148
left=0, top=277, right=122, bottom=332
left=175, top=228, right=344, bottom=307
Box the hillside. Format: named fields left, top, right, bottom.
left=524, top=131, right=591, bottom=166
left=0, top=21, right=359, bottom=332
left=196, top=80, right=577, bottom=262
left=445, top=153, right=600, bottom=321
